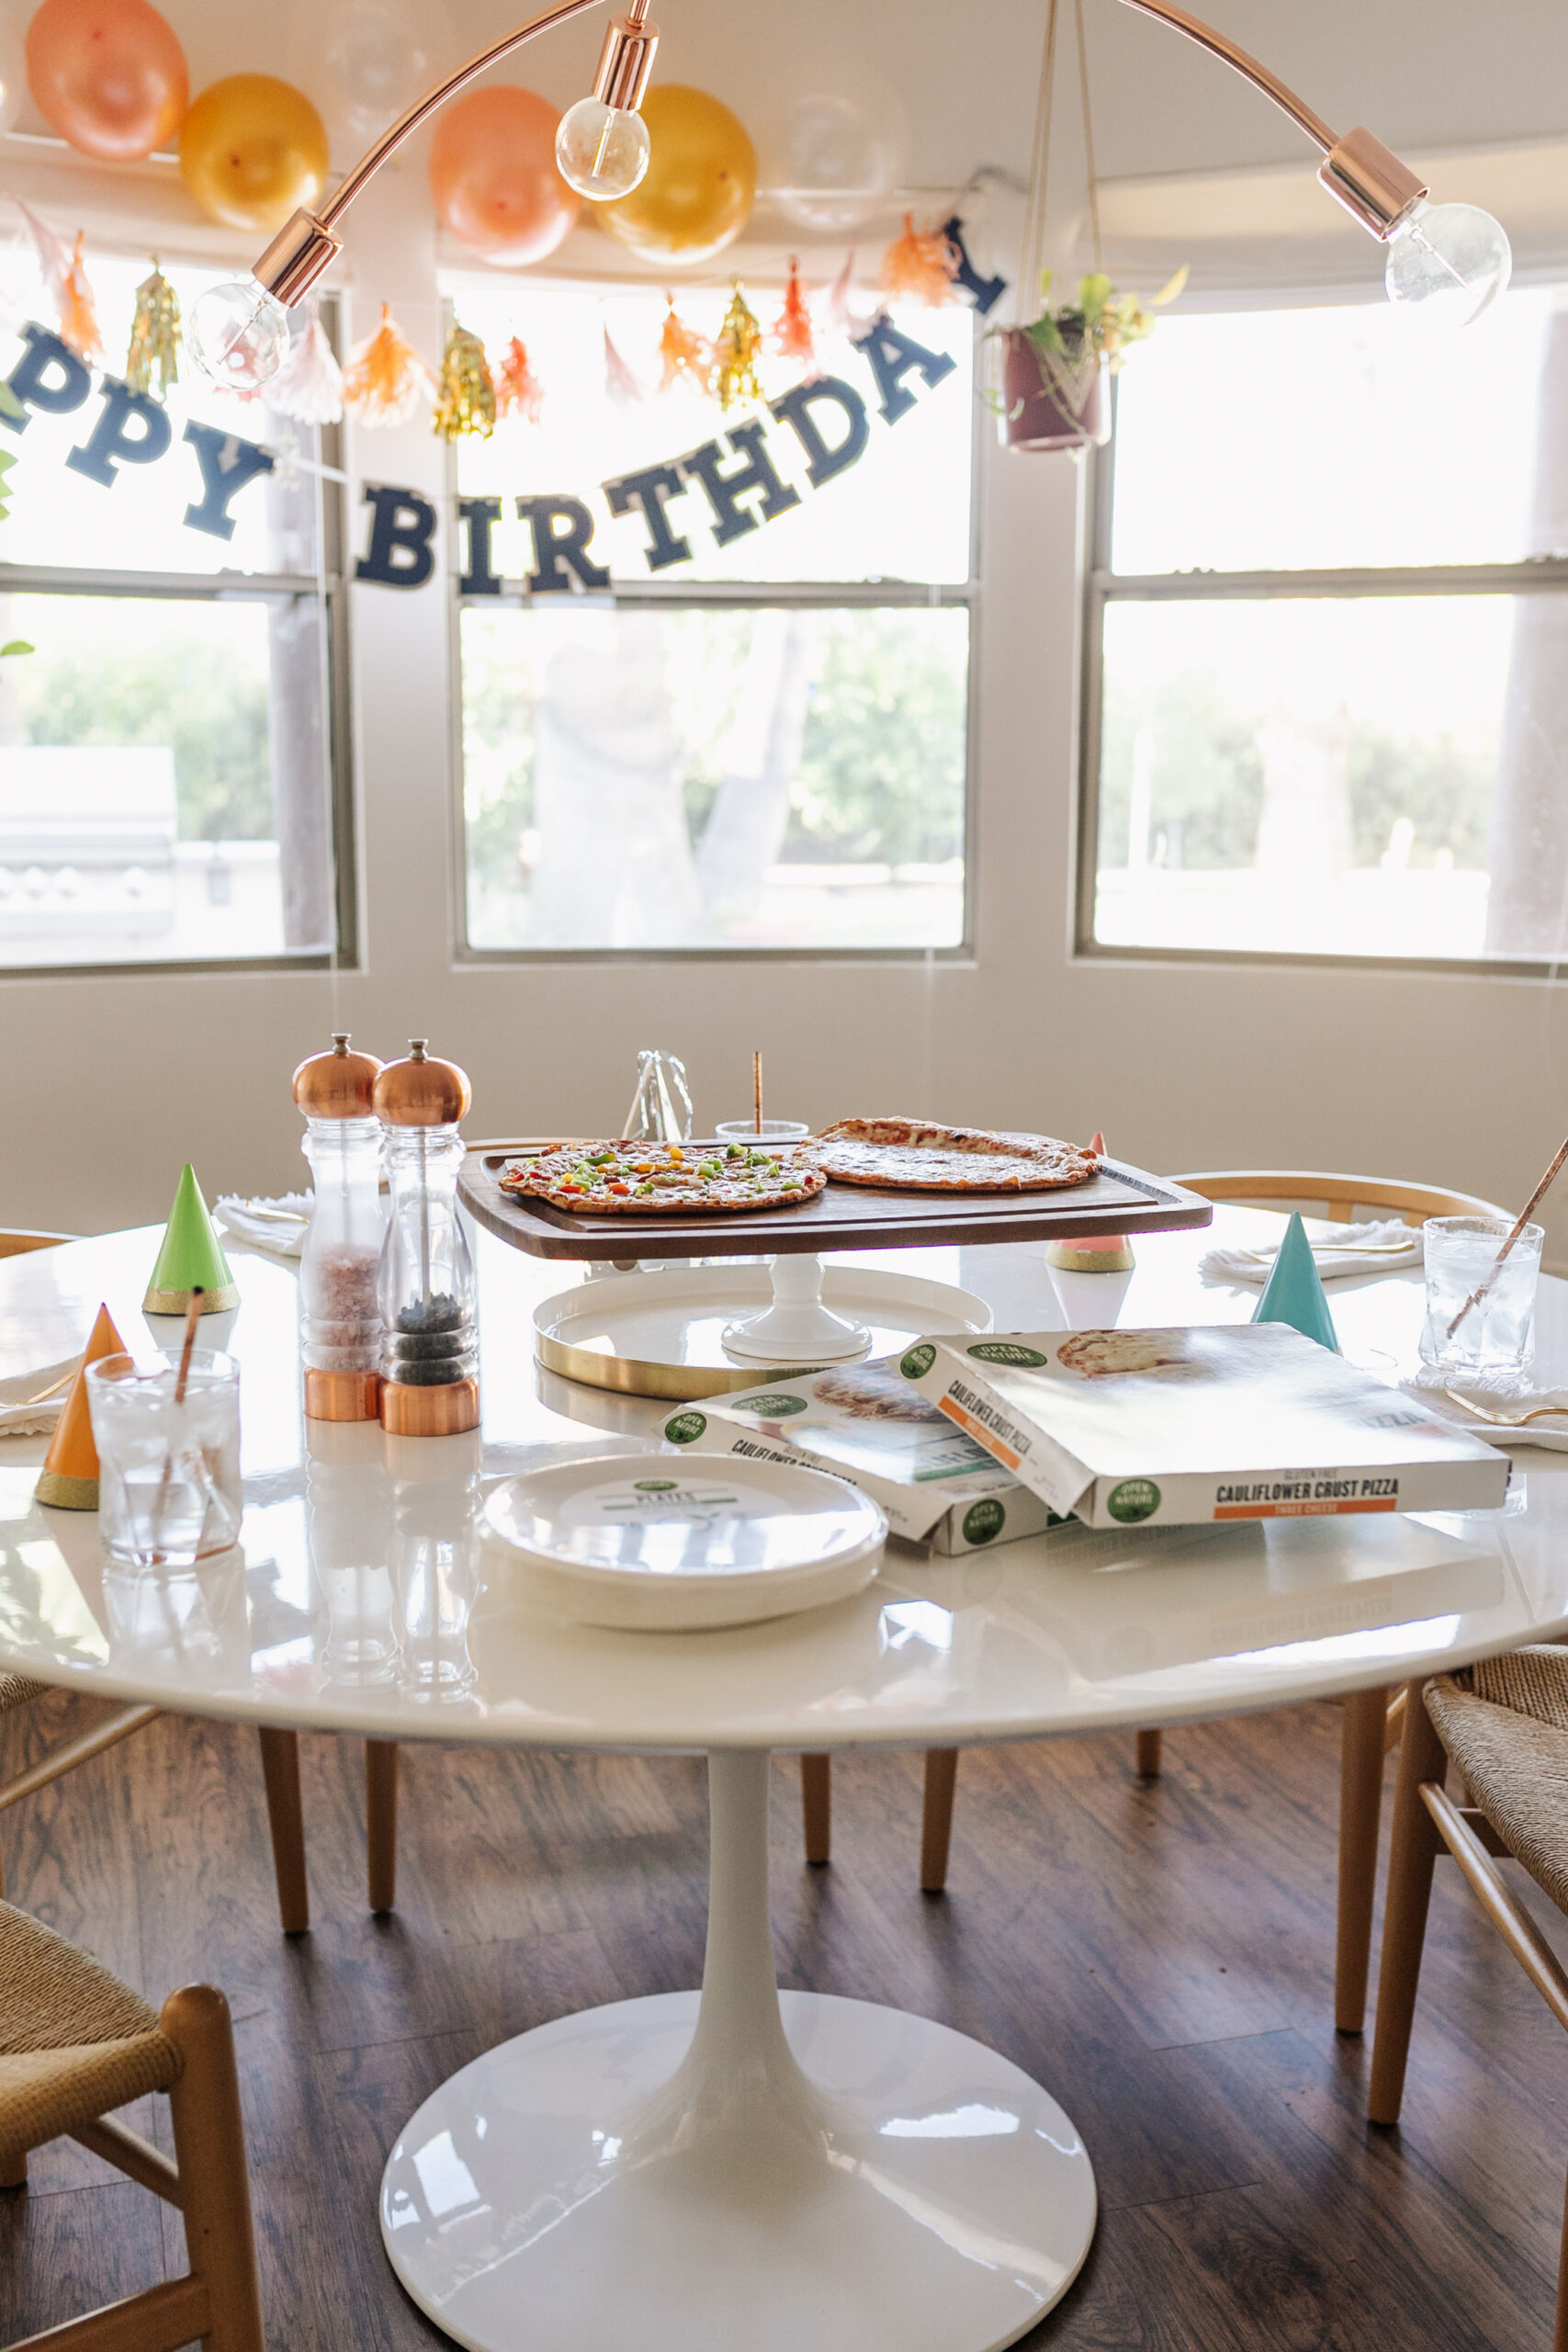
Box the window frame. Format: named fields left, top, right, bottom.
left=0, top=323, right=356, bottom=983
left=1076, top=363, right=1568, bottom=979
left=445, top=300, right=984, bottom=967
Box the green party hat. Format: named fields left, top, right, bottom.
left=143, top=1163, right=240, bottom=1315
left=1252, top=1211, right=1338, bottom=1351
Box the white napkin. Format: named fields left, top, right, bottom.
left=1417, top=1381, right=1568, bottom=1454
left=0, top=1356, right=76, bottom=1439
left=214, top=1193, right=310, bottom=1259
left=1201, top=1217, right=1422, bottom=1286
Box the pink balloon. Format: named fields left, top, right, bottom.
left=428, top=85, right=578, bottom=267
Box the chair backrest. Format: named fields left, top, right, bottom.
left=1174, top=1170, right=1510, bottom=1229
left=0, top=1230, right=75, bottom=1259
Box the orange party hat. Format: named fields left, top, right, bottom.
left=36, top=1302, right=126, bottom=1510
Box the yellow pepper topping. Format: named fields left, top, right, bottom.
left=668, top=1145, right=684, bottom=1161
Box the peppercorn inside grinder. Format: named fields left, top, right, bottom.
left=293, top=1033, right=387, bottom=1423
left=374, top=1041, right=479, bottom=1438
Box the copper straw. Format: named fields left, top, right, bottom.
left=151, top=1287, right=205, bottom=1561
left=1447, top=1136, right=1568, bottom=1339
left=753, top=1051, right=763, bottom=1136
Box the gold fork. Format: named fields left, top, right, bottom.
left=17, top=1365, right=78, bottom=1408
left=1444, top=1387, right=1568, bottom=1426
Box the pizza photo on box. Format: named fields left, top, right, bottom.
left=814, top=1117, right=1100, bottom=1193
left=501, top=1137, right=826, bottom=1216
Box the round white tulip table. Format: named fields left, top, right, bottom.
left=4, top=1214, right=1568, bottom=2352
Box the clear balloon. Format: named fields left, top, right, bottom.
left=556, top=96, right=650, bottom=202
left=179, top=74, right=330, bottom=232
left=756, top=59, right=909, bottom=235
left=601, top=84, right=755, bottom=266
left=285, top=0, right=451, bottom=159
left=0, top=10, right=26, bottom=139
left=26, top=0, right=187, bottom=162
left=429, top=86, right=579, bottom=268
left=1384, top=199, right=1512, bottom=331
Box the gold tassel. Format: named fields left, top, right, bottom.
left=124, top=260, right=181, bottom=398
left=712, top=282, right=763, bottom=412
left=433, top=322, right=496, bottom=441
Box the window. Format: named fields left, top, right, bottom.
left=1081, top=289, right=1568, bottom=968
left=451, top=280, right=975, bottom=955
left=0, top=250, right=348, bottom=972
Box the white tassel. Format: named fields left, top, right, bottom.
left=268, top=300, right=344, bottom=424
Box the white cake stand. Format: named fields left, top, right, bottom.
left=534, top=1258, right=993, bottom=1400
left=380, top=1750, right=1097, bottom=2352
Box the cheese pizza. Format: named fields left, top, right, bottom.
left=814, top=1117, right=1099, bottom=1193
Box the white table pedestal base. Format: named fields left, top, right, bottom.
left=381, top=1752, right=1097, bottom=2352
left=722, top=1251, right=872, bottom=1363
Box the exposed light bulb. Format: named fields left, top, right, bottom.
left=186, top=277, right=291, bottom=392
left=555, top=96, right=651, bottom=200
left=1385, top=199, right=1512, bottom=330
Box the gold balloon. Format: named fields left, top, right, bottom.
left=179, top=74, right=329, bottom=232
left=602, top=85, right=755, bottom=266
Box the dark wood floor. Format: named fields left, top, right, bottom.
left=3, top=1686, right=1566, bottom=2350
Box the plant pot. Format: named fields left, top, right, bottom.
left=1000, top=330, right=1107, bottom=452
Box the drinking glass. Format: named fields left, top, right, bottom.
left=1418, top=1216, right=1543, bottom=1386
left=714, top=1120, right=811, bottom=1144
left=86, top=1351, right=243, bottom=1567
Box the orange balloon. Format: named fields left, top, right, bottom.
left=179, top=74, right=329, bottom=233
left=27, top=0, right=187, bottom=162
left=429, top=86, right=579, bottom=268
left=602, top=85, right=755, bottom=266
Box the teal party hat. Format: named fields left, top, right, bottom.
left=1252, top=1212, right=1339, bottom=1351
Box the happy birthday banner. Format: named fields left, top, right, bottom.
left=0, top=310, right=964, bottom=588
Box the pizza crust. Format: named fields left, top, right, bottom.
left=815, top=1117, right=1099, bottom=1193
left=502, top=1140, right=827, bottom=1216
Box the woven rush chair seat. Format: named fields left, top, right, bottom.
left=0, top=1899, right=177, bottom=2174
left=0, top=1668, right=49, bottom=1713
left=1425, top=1647, right=1568, bottom=1914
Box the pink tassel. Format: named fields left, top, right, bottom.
left=603, top=322, right=643, bottom=409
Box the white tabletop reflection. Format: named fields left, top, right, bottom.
left=0, top=1209, right=1561, bottom=1749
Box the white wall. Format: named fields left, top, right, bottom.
left=6, top=0, right=1568, bottom=1250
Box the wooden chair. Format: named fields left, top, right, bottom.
left=0, top=1897, right=263, bottom=2349
left=0, top=1231, right=79, bottom=1257
left=1369, top=1649, right=1568, bottom=2346
left=801, top=1168, right=1510, bottom=2038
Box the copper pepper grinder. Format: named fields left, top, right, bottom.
left=373, top=1041, right=479, bottom=1438
left=293, top=1033, right=386, bottom=1423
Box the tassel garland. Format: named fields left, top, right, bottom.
left=658, top=294, right=710, bottom=395
left=772, top=258, right=815, bottom=368
left=433, top=322, right=497, bottom=441
left=712, top=282, right=763, bottom=412
left=342, top=304, right=434, bottom=428
left=603, top=322, right=643, bottom=408
left=124, top=260, right=180, bottom=398
left=494, top=335, right=544, bottom=424
left=59, top=230, right=102, bottom=363
left=879, top=213, right=960, bottom=308
left=269, top=298, right=344, bottom=424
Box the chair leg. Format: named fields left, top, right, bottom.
left=1369, top=1678, right=1449, bottom=2125
left=163, top=1984, right=265, bottom=2352
left=1335, top=1684, right=1392, bottom=2034
left=920, top=1750, right=959, bottom=1894
left=256, top=1727, right=309, bottom=1936
left=801, top=1754, right=830, bottom=1866
left=1135, top=1729, right=1162, bottom=1777
left=366, top=1741, right=398, bottom=1915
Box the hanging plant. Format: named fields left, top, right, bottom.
left=712, top=281, right=762, bottom=411
left=772, top=258, right=815, bottom=368
left=878, top=214, right=959, bottom=309
left=269, top=298, right=344, bottom=424
left=603, top=321, right=643, bottom=409
left=433, top=322, right=496, bottom=441
left=124, top=260, right=181, bottom=398
left=991, top=266, right=1186, bottom=450
left=342, top=303, right=435, bottom=428
left=657, top=294, right=710, bottom=395
left=494, top=335, right=544, bottom=424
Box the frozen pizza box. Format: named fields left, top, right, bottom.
left=898, top=1326, right=1509, bottom=1530
left=659, top=1359, right=1072, bottom=1555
